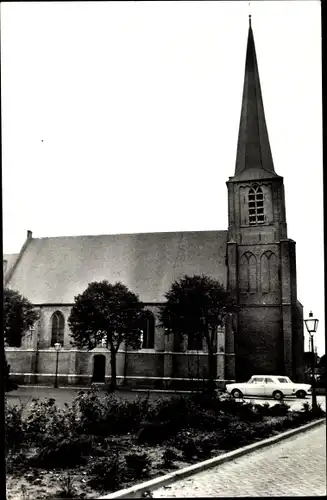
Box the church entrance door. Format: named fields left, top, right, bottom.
left=92, top=354, right=106, bottom=383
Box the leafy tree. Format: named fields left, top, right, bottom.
left=159, top=275, right=236, bottom=391
left=4, top=288, right=39, bottom=392
left=68, top=281, right=144, bottom=391
left=4, top=288, right=39, bottom=347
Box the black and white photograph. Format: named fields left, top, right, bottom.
left=2, top=1, right=325, bottom=498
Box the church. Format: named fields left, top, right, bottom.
left=4, top=19, right=305, bottom=388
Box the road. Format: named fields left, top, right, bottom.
left=153, top=422, right=326, bottom=497
left=5, top=385, right=325, bottom=412
left=4, top=386, right=173, bottom=411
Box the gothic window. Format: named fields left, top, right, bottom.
left=239, top=251, right=258, bottom=292
left=138, top=310, right=155, bottom=349
left=50, top=311, right=65, bottom=346
left=248, top=186, right=265, bottom=225
left=260, top=251, right=279, bottom=293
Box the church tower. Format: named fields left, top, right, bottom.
left=226, top=17, right=304, bottom=381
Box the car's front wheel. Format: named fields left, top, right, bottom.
left=296, top=390, right=307, bottom=399
left=273, top=390, right=284, bottom=401
left=231, top=389, right=243, bottom=399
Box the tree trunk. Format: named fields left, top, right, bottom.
left=123, top=341, right=128, bottom=385
left=110, top=346, right=117, bottom=392
left=207, top=348, right=217, bottom=394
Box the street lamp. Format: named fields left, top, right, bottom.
left=304, top=311, right=319, bottom=409
left=28, top=324, right=35, bottom=347
left=54, top=342, right=62, bottom=388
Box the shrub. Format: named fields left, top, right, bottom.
left=152, top=394, right=235, bottom=433
left=311, top=404, right=326, bottom=419
left=23, top=398, right=78, bottom=447
left=6, top=448, right=30, bottom=475
left=269, top=403, right=290, bottom=417
left=180, top=439, right=200, bottom=461
left=161, top=448, right=179, bottom=468
left=236, top=403, right=264, bottom=422
left=52, top=472, right=77, bottom=498
left=137, top=420, right=178, bottom=444
left=253, top=402, right=271, bottom=417
left=172, top=432, right=202, bottom=461
left=217, top=422, right=253, bottom=450
left=302, top=401, right=311, bottom=413
left=87, top=453, right=123, bottom=491
left=75, top=388, right=150, bottom=436
left=147, top=396, right=190, bottom=427
left=125, top=452, right=151, bottom=480
left=280, top=415, right=298, bottom=430
left=30, top=435, right=94, bottom=469
left=188, top=392, right=222, bottom=413
left=5, top=401, right=26, bottom=453
left=299, top=402, right=325, bottom=421
left=219, top=396, right=243, bottom=413
left=250, top=421, right=275, bottom=440
left=197, top=436, right=215, bottom=459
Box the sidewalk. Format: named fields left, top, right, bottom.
left=153, top=422, right=326, bottom=497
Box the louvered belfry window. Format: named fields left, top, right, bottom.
left=248, top=186, right=265, bottom=224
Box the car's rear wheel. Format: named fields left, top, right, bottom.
left=273, top=390, right=284, bottom=401
left=231, top=389, right=243, bottom=399
left=296, top=390, right=307, bottom=399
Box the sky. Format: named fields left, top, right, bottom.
left=1, top=1, right=324, bottom=354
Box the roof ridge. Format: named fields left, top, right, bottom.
left=29, top=229, right=228, bottom=240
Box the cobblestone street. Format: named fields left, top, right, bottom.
left=153, top=422, right=326, bottom=497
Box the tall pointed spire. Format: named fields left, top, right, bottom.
left=233, top=17, right=277, bottom=179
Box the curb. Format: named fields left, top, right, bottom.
left=99, top=418, right=326, bottom=499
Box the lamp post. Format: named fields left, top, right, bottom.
left=54, top=342, right=62, bottom=388
left=29, top=324, right=35, bottom=344
left=304, top=311, right=319, bottom=409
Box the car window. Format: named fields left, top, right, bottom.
left=252, top=377, right=264, bottom=383
left=265, top=378, right=275, bottom=383
left=277, top=377, right=289, bottom=383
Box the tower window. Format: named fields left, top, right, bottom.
left=248, top=186, right=265, bottom=225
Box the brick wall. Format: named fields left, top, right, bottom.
left=36, top=350, right=70, bottom=374
left=6, top=349, right=33, bottom=373
left=236, top=306, right=283, bottom=380
left=172, top=353, right=210, bottom=379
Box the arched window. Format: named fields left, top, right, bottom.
left=138, top=310, right=155, bottom=349
left=239, top=251, right=257, bottom=292
left=248, top=186, right=265, bottom=225
left=51, top=311, right=65, bottom=347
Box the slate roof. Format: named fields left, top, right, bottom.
left=6, top=231, right=228, bottom=304
left=4, top=254, right=19, bottom=273
left=232, top=18, right=279, bottom=182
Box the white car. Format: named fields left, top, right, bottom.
left=225, top=375, right=312, bottom=400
